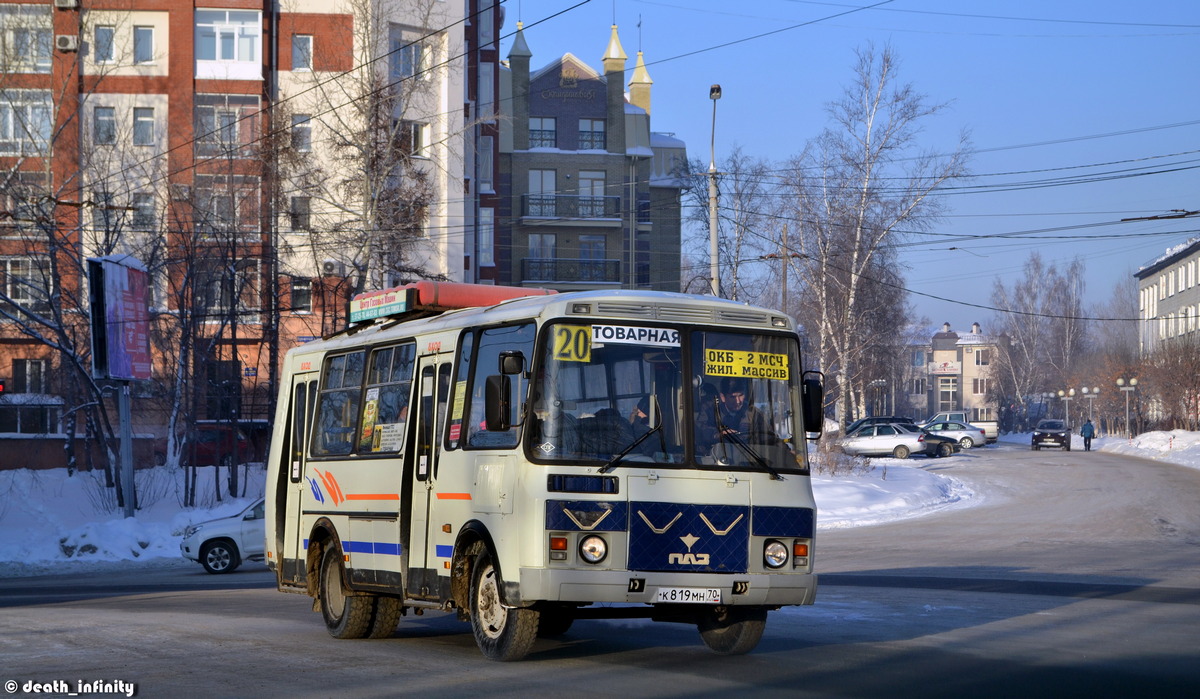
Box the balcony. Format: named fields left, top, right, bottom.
left=522, top=194, right=621, bottom=220
left=521, top=258, right=621, bottom=285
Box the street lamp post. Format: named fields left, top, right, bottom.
left=1117, top=377, right=1138, bottom=437
left=1081, top=386, right=1099, bottom=421
left=1057, top=388, right=1075, bottom=423
left=708, top=84, right=722, bottom=297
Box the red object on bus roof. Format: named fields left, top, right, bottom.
left=407, top=281, right=556, bottom=311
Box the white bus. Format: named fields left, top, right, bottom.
left=265, top=282, right=824, bottom=661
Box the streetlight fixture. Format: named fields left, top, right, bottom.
left=708, top=84, right=722, bottom=297
left=1081, top=386, right=1100, bottom=420
left=1117, top=377, right=1138, bottom=437
left=1057, top=388, right=1075, bottom=423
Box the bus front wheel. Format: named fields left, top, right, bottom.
left=469, top=552, right=539, bottom=661
left=697, top=606, right=767, bottom=655
left=318, top=545, right=374, bottom=639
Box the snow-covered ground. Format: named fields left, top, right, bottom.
left=3, top=430, right=1199, bottom=578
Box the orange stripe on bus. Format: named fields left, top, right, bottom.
left=436, top=492, right=472, bottom=500
left=345, top=493, right=400, bottom=500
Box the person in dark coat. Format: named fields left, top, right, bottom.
left=1081, top=419, right=1096, bottom=451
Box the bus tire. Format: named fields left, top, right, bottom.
left=697, top=606, right=767, bottom=655
left=470, top=552, right=539, bottom=661
left=318, top=546, right=373, bottom=639
left=367, top=595, right=403, bottom=639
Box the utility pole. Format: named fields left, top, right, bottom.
left=780, top=223, right=788, bottom=313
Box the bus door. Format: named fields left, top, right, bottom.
left=282, top=373, right=317, bottom=585
left=405, top=352, right=453, bottom=598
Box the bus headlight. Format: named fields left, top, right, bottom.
left=579, top=535, right=608, bottom=564
left=764, top=540, right=789, bottom=569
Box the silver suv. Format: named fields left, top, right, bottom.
left=180, top=498, right=265, bottom=574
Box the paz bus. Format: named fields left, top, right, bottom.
left=264, top=282, right=824, bottom=661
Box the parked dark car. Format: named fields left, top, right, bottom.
left=1032, top=419, right=1071, bottom=451
left=896, top=423, right=961, bottom=457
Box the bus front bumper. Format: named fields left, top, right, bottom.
left=513, top=567, right=817, bottom=607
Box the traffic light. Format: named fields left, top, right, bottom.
left=0, top=380, right=5, bottom=394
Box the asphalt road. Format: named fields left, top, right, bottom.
left=1, top=443, right=1198, bottom=698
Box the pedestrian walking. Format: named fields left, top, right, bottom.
left=1081, top=419, right=1095, bottom=451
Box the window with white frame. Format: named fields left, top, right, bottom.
left=477, top=135, right=494, bottom=192
left=133, top=25, right=154, bottom=64
left=291, top=277, right=312, bottom=313
left=94, top=25, right=115, bottom=63
left=578, top=171, right=606, bottom=216
left=0, top=5, right=52, bottom=74
left=292, top=34, right=312, bottom=71
left=1, top=255, right=52, bottom=313
left=131, top=192, right=156, bottom=229
left=291, top=114, right=311, bottom=152
left=133, top=107, right=154, bottom=146
left=974, top=347, right=990, bottom=365
left=478, top=207, right=494, bottom=266
left=12, top=357, right=46, bottom=393
left=390, top=37, right=426, bottom=80
left=528, top=169, right=556, bottom=216
left=195, top=94, right=259, bottom=157
left=972, top=377, right=990, bottom=395
left=910, top=377, right=925, bottom=395
left=397, top=120, right=427, bottom=156
left=197, top=258, right=260, bottom=320
left=478, top=1, right=495, bottom=48
left=478, top=62, right=493, bottom=119
left=93, top=105, right=116, bottom=145
left=0, top=89, right=51, bottom=156
left=195, top=11, right=261, bottom=78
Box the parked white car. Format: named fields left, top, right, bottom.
left=839, top=422, right=927, bottom=459
left=923, top=420, right=988, bottom=449
left=180, top=498, right=265, bottom=574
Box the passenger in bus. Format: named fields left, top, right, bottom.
left=579, top=407, right=632, bottom=457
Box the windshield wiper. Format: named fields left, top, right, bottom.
left=598, top=420, right=662, bottom=474
left=715, top=407, right=783, bottom=481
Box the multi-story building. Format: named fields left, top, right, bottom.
left=497, top=23, right=685, bottom=291
left=0, top=0, right=497, bottom=467
left=1134, top=236, right=1200, bottom=355
left=902, top=322, right=999, bottom=423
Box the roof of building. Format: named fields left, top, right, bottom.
left=1136, top=236, right=1200, bottom=279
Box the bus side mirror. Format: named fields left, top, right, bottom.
left=485, top=374, right=511, bottom=431
left=498, top=350, right=524, bottom=376
left=802, top=372, right=824, bottom=439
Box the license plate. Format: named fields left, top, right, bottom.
left=654, top=587, right=721, bottom=604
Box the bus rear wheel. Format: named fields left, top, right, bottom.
left=319, top=545, right=374, bottom=639
left=697, top=606, right=767, bottom=655
left=469, top=552, right=539, bottom=661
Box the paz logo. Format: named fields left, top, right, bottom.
left=668, top=533, right=710, bottom=566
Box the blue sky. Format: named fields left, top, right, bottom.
left=503, top=1, right=1200, bottom=334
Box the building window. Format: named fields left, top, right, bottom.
left=195, top=94, right=259, bottom=157
left=133, top=107, right=154, bottom=145
left=0, top=5, right=52, bottom=74
left=527, top=233, right=556, bottom=280
left=292, top=34, right=312, bottom=71
left=133, top=26, right=154, bottom=64
left=937, top=376, right=957, bottom=412
left=911, top=349, right=926, bottom=367
left=93, top=106, right=116, bottom=145
left=0, top=89, right=52, bottom=156
left=974, top=348, right=990, bottom=366
left=972, top=407, right=993, bottom=423
left=580, top=235, right=605, bottom=280
left=197, top=259, right=260, bottom=319
left=478, top=62, right=494, bottom=119
left=529, top=117, right=556, bottom=148
left=94, top=25, right=115, bottom=63
left=390, top=38, right=426, bottom=80
left=1, top=256, right=52, bottom=313
left=478, top=208, right=494, bottom=267
left=195, top=11, right=259, bottom=63
left=477, top=135, right=494, bottom=192
left=528, top=169, right=556, bottom=216
left=579, top=118, right=605, bottom=150
left=910, top=377, right=925, bottom=395
left=13, top=358, right=46, bottom=393
left=291, top=277, right=312, bottom=313
left=478, top=1, right=495, bottom=48
left=397, top=120, right=426, bottom=156
left=0, top=402, right=59, bottom=434
left=131, top=193, right=156, bottom=229
left=92, top=190, right=115, bottom=231
left=290, top=196, right=311, bottom=231
left=291, top=114, right=311, bottom=152
left=972, top=378, right=990, bottom=395
left=194, top=174, right=260, bottom=236
left=578, top=171, right=606, bottom=217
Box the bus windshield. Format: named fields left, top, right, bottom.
left=526, top=322, right=806, bottom=474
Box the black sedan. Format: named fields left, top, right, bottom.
left=1032, top=419, right=1071, bottom=450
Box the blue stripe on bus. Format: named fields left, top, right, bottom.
left=299, top=539, right=403, bottom=556
left=436, top=544, right=454, bottom=558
